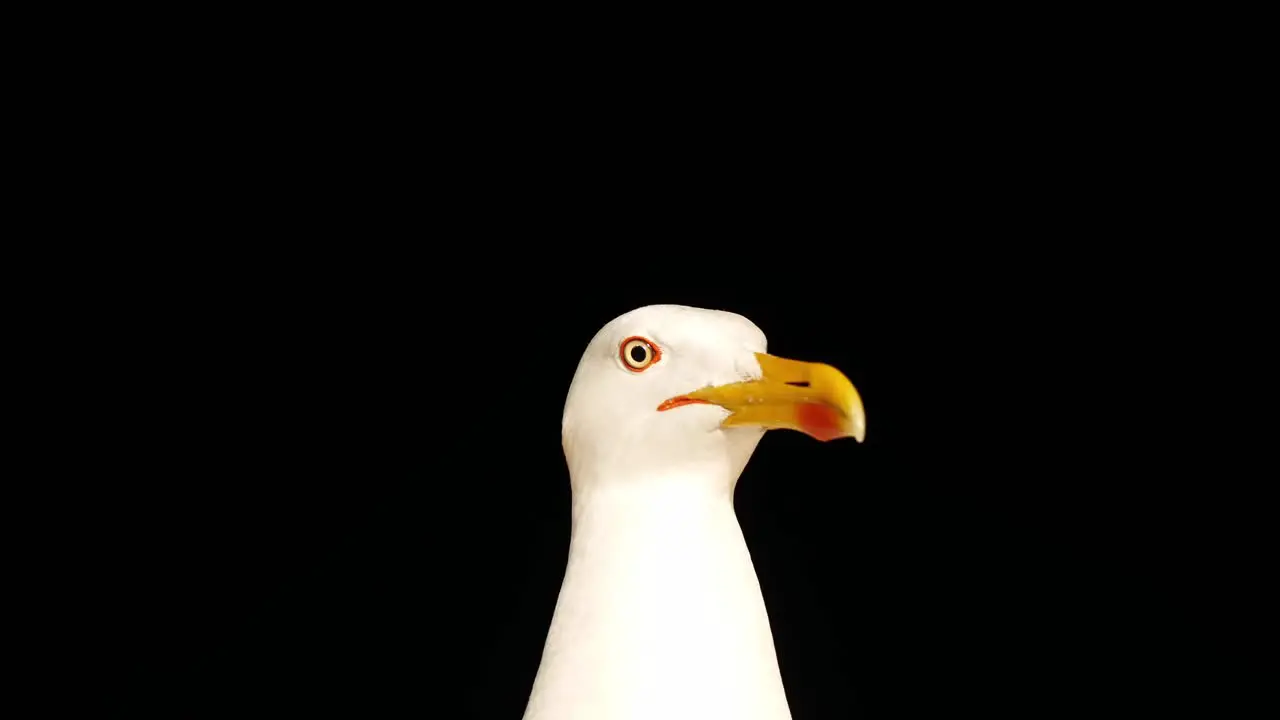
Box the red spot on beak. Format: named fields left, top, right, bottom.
left=796, top=402, right=844, bottom=442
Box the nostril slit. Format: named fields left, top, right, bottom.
left=785, top=381, right=810, bottom=388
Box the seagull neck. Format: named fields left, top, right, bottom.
left=570, top=466, right=734, bottom=525
left=524, top=469, right=792, bottom=720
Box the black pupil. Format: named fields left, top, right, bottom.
left=629, top=344, right=648, bottom=363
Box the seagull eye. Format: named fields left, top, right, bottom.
left=619, top=336, right=660, bottom=371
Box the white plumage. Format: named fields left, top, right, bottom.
left=524, top=305, right=863, bottom=720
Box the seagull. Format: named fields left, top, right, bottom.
left=523, top=304, right=866, bottom=720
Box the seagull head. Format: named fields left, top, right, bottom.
left=562, top=304, right=865, bottom=491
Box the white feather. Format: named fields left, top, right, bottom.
left=524, top=305, right=792, bottom=720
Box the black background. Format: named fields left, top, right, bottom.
left=67, top=40, right=1268, bottom=719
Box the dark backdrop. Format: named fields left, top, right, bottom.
left=83, top=56, right=1267, bottom=719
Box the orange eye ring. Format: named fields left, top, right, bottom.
left=619, top=336, right=661, bottom=372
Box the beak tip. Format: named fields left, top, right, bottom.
left=849, top=420, right=866, bottom=443
left=848, top=402, right=866, bottom=444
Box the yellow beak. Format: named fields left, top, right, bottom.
left=659, top=352, right=866, bottom=442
